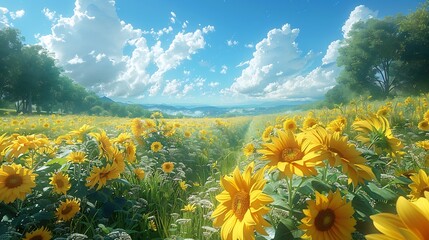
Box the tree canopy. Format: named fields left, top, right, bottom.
left=327, top=2, right=429, bottom=105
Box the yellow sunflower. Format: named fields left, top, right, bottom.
left=0, top=164, right=37, bottom=203
left=283, top=118, right=298, bottom=132
left=86, top=163, right=121, bottom=190
left=416, top=140, right=429, bottom=150
left=303, top=117, right=319, bottom=130
left=131, top=118, right=144, bottom=137
left=161, top=162, right=174, bottom=173
left=352, top=115, right=403, bottom=157
left=366, top=194, right=429, bottom=240
left=124, top=142, right=136, bottom=163
left=66, top=151, right=86, bottom=163
left=261, top=125, right=274, bottom=142
left=22, top=226, right=52, bottom=240
left=258, top=130, right=325, bottom=178
left=300, top=190, right=356, bottom=240
left=90, top=131, right=114, bottom=159
left=181, top=203, right=196, bottom=212
left=326, top=119, right=346, bottom=134
left=242, top=143, right=255, bottom=157
left=409, top=169, right=429, bottom=200
left=56, top=198, right=80, bottom=221
left=418, top=120, right=429, bottom=131
left=305, top=127, right=375, bottom=186
left=134, top=168, right=145, bottom=180
left=211, top=162, right=273, bottom=240
left=151, top=142, right=163, bottom=152
left=49, top=172, right=71, bottom=195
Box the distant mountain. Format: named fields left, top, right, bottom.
left=141, top=102, right=307, bottom=117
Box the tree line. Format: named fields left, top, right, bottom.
left=325, top=2, right=429, bottom=106
left=0, top=28, right=151, bottom=117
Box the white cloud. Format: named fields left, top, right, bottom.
left=182, top=83, right=194, bottom=95
left=10, top=9, right=25, bottom=19
left=227, top=39, right=238, bottom=46
left=194, top=77, right=205, bottom=88
left=228, top=6, right=378, bottom=101
left=163, top=79, right=181, bottom=95
left=342, top=5, right=378, bottom=38
left=182, top=20, right=188, bottom=29
left=229, top=24, right=313, bottom=97
left=220, top=65, right=227, bottom=74
left=38, top=0, right=213, bottom=99
left=322, top=40, right=343, bottom=65
left=209, top=82, right=219, bottom=87
left=245, top=43, right=254, bottom=48
left=203, top=25, right=215, bottom=33
left=42, top=8, right=56, bottom=21
left=68, top=54, right=85, bottom=64
left=0, top=7, right=9, bottom=28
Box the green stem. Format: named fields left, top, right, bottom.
left=287, top=177, right=294, bottom=210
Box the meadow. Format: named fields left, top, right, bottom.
left=1, top=94, right=429, bottom=240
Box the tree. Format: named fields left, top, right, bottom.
left=9, top=45, right=60, bottom=113
left=337, top=17, right=404, bottom=98
left=0, top=28, right=23, bottom=99
left=399, top=1, right=429, bottom=93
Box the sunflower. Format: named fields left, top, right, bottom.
left=134, top=168, right=145, bottom=180
left=303, top=117, right=319, bottom=130
left=56, top=198, right=80, bottom=221
left=151, top=142, right=163, bottom=152
left=131, top=118, right=144, bottom=137
left=366, top=194, right=429, bottom=240
left=242, top=143, right=255, bottom=157
left=352, top=115, right=403, bottom=157
left=377, top=106, right=390, bottom=116
left=184, top=131, right=192, bottom=138
left=49, top=172, right=71, bottom=195
left=409, top=169, right=429, bottom=200
left=416, top=140, right=429, bottom=150
left=161, top=162, right=174, bottom=173
left=258, top=130, right=325, bottom=178
left=261, top=125, right=273, bottom=142
left=283, top=118, right=298, bottom=132
left=305, top=127, right=375, bottom=186
left=424, top=109, right=429, bottom=120
left=326, top=118, right=346, bottom=134
left=90, top=131, right=114, bottom=158
left=124, top=142, right=136, bottom=163
left=418, top=120, right=429, bottom=131
left=22, top=226, right=52, bottom=240
left=179, top=180, right=188, bottom=191
left=0, top=164, right=37, bottom=203
left=181, top=203, right=196, bottom=212
left=211, top=162, right=273, bottom=240
left=66, top=151, right=86, bottom=163
left=300, top=190, right=356, bottom=240
left=86, top=163, right=121, bottom=190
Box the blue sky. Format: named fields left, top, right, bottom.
left=0, top=0, right=424, bottom=106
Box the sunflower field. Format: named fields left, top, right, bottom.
left=1, top=95, right=429, bottom=240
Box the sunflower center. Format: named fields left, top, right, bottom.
left=314, top=208, right=336, bottom=231
left=5, top=174, right=23, bottom=188
left=232, top=191, right=250, bottom=220
left=62, top=204, right=73, bottom=215
left=29, top=235, right=43, bottom=240
left=420, top=187, right=429, bottom=197
left=282, top=148, right=303, bottom=162
left=55, top=179, right=64, bottom=188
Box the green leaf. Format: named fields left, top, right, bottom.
left=311, top=180, right=333, bottom=193
left=45, top=158, right=67, bottom=166
left=33, top=211, right=54, bottom=221
left=274, top=221, right=294, bottom=240
left=365, top=182, right=398, bottom=202
left=352, top=194, right=375, bottom=218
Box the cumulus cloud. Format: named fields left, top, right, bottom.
left=209, top=82, right=219, bottom=87
left=220, top=65, right=227, bottom=74
left=228, top=5, right=378, bottom=101
left=42, top=8, right=56, bottom=21
left=244, top=43, right=254, bottom=48
left=38, top=0, right=213, bottom=99
left=10, top=9, right=25, bottom=20
left=0, top=7, right=9, bottom=28
left=342, top=5, right=378, bottom=38
left=227, top=39, right=238, bottom=46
